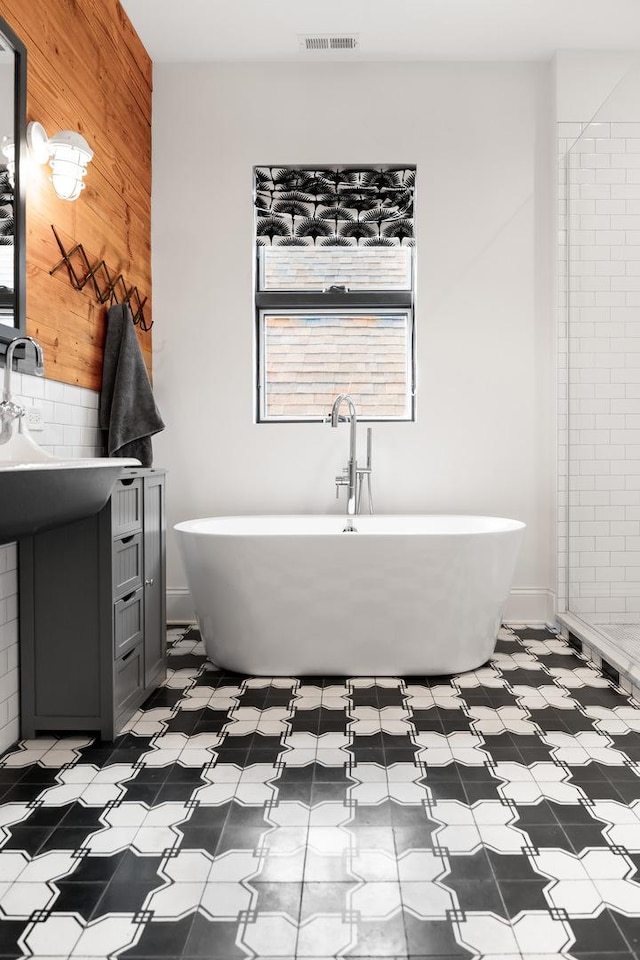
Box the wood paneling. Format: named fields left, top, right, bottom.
left=0, top=0, right=152, bottom=387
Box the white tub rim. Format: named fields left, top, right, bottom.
left=174, top=514, right=526, bottom=537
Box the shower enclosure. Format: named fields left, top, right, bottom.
left=560, top=59, right=640, bottom=684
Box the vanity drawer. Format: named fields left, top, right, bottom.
left=114, top=587, right=143, bottom=658
left=112, top=533, right=142, bottom=599
left=112, top=478, right=142, bottom=536
left=114, top=641, right=144, bottom=730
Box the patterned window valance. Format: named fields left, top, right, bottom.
left=255, top=166, right=415, bottom=247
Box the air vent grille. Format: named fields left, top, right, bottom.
left=299, top=34, right=359, bottom=52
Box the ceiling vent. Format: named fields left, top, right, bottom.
left=299, top=34, right=359, bottom=52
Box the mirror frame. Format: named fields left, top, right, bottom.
left=0, top=15, right=25, bottom=353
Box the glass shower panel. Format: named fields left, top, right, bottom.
left=565, top=59, right=640, bottom=665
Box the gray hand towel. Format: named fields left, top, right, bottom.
left=99, top=303, right=164, bottom=467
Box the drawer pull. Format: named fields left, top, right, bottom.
left=121, top=535, right=135, bottom=544
left=121, top=591, right=136, bottom=603
left=145, top=578, right=154, bottom=586
left=121, top=647, right=136, bottom=662
left=120, top=478, right=135, bottom=486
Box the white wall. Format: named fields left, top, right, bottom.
left=555, top=51, right=639, bottom=127
left=151, top=61, right=556, bottom=622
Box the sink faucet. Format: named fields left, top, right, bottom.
left=329, top=394, right=374, bottom=517
left=0, top=336, right=45, bottom=442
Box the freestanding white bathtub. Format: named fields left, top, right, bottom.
left=174, top=515, right=525, bottom=676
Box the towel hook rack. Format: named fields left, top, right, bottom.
left=48, top=224, right=152, bottom=331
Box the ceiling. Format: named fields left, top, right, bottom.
left=121, top=0, right=640, bottom=64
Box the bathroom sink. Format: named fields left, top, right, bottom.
left=0, top=430, right=139, bottom=542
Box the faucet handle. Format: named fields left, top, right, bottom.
left=0, top=399, right=24, bottom=421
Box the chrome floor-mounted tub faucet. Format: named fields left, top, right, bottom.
left=328, top=394, right=374, bottom=516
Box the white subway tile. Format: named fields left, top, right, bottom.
left=594, top=385, right=624, bottom=399
left=579, top=491, right=609, bottom=505
left=63, top=425, right=83, bottom=447
left=0, top=569, right=17, bottom=601
left=595, top=566, right=626, bottom=581
left=595, top=537, right=625, bottom=551
left=610, top=125, right=640, bottom=137
left=571, top=475, right=596, bottom=490
left=597, top=200, right=627, bottom=215
left=597, top=476, right=625, bottom=489
left=613, top=153, right=640, bottom=168
left=572, top=598, right=597, bottom=613
left=5, top=595, right=17, bottom=626
left=62, top=384, right=82, bottom=405
left=611, top=215, right=640, bottom=229
left=580, top=368, right=610, bottom=383
left=53, top=402, right=71, bottom=425
left=584, top=123, right=611, bottom=138
left=581, top=277, right=612, bottom=292
left=44, top=380, right=66, bottom=403
left=20, top=374, right=45, bottom=399
left=571, top=536, right=595, bottom=551
left=0, top=669, right=17, bottom=704
left=572, top=138, right=595, bottom=154
left=597, top=169, right=627, bottom=184
left=611, top=582, right=640, bottom=596
left=594, top=414, right=625, bottom=429
left=559, top=122, right=584, bottom=138
left=596, top=293, right=627, bottom=306
left=596, top=262, right=625, bottom=276
left=578, top=583, right=611, bottom=598
left=580, top=186, right=612, bottom=201
left=594, top=507, right=625, bottom=521
left=596, top=138, right=626, bottom=153
left=581, top=154, right=612, bottom=169
left=579, top=516, right=612, bottom=534
left=613, top=277, right=640, bottom=292
left=612, top=186, right=640, bottom=200
left=6, top=693, right=18, bottom=722
left=613, top=552, right=640, bottom=565
left=611, top=491, right=640, bottom=505
left=595, top=597, right=627, bottom=612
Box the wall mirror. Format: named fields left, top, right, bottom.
left=0, top=15, right=25, bottom=351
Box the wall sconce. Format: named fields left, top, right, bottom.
left=0, top=137, right=15, bottom=188
left=27, top=121, right=93, bottom=201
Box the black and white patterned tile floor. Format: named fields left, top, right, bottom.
left=2, top=624, right=640, bottom=958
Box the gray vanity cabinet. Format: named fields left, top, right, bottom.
left=19, top=468, right=166, bottom=740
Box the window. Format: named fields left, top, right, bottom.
left=254, top=166, right=416, bottom=422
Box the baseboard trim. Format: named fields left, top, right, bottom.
left=503, top=587, right=556, bottom=627
left=167, top=589, right=195, bottom=624
left=168, top=587, right=556, bottom=630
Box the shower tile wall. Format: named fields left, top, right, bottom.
left=559, top=121, right=640, bottom=627
left=0, top=376, right=101, bottom=753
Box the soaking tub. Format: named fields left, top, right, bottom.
left=174, top=515, right=525, bottom=676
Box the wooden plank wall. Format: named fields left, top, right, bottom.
left=0, top=0, right=152, bottom=389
